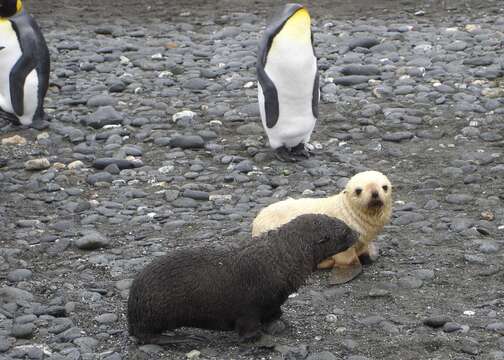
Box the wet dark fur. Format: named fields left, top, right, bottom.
left=127, top=214, right=358, bottom=344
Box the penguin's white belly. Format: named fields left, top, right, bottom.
left=260, top=41, right=317, bottom=149
left=0, top=20, right=22, bottom=115
left=0, top=19, right=39, bottom=125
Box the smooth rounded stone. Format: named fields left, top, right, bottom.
left=341, top=64, right=381, bottom=76
left=104, top=163, right=121, bottom=175
left=55, top=326, right=84, bottom=342
left=93, top=158, right=141, bottom=170
left=212, top=26, right=240, bottom=39
left=464, top=254, right=486, bottom=264
left=14, top=314, right=37, bottom=324
left=83, top=106, right=123, bottom=129
left=460, top=338, right=479, bottom=355
left=2, top=134, right=27, bottom=145
left=398, top=276, right=423, bottom=289
left=446, top=40, right=468, bottom=51
left=11, top=322, right=35, bottom=338
left=75, top=231, right=110, bottom=250
left=9, top=345, right=44, bottom=359
left=347, top=356, right=371, bottom=360
left=489, top=351, right=504, bottom=360
left=48, top=318, right=73, bottom=334
left=182, top=189, right=209, bottom=201
left=74, top=336, right=99, bottom=352
left=463, top=56, right=494, bottom=66
left=333, top=75, right=371, bottom=86
left=306, top=351, right=337, bottom=360
left=0, top=287, right=34, bottom=302
left=115, top=279, right=133, bottom=291
left=95, top=313, right=117, bottom=324
left=424, top=200, right=440, bottom=210
left=274, top=344, right=308, bottom=359
left=393, top=212, right=425, bottom=226
left=87, top=172, right=113, bottom=185
left=443, top=322, right=463, bottom=333
left=382, top=131, right=413, bottom=142
left=423, top=315, right=451, bottom=328
left=138, top=344, right=164, bottom=354
left=171, top=198, right=199, bottom=208
left=348, top=37, right=380, bottom=50
left=234, top=159, right=254, bottom=173
left=480, top=132, right=503, bottom=142
left=394, top=85, right=415, bottom=95
left=236, top=123, right=263, bottom=135
left=360, top=315, right=385, bottom=326
left=445, top=194, right=473, bottom=205
left=25, top=158, right=51, bottom=171
left=450, top=218, right=474, bottom=232
left=479, top=241, right=499, bottom=254
left=411, top=269, right=435, bottom=281
left=170, top=135, right=205, bottom=149
left=487, top=322, right=504, bottom=334
left=183, top=78, right=209, bottom=91
left=381, top=320, right=399, bottom=334
left=7, top=269, right=33, bottom=282
left=0, top=335, right=12, bottom=352
left=86, top=94, right=117, bottom=107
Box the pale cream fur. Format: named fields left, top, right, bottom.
left=252, top=171, right=393, bottom=268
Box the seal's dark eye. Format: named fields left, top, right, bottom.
left=355, top=188, right=362, bottom=196
left=382, top=185, right=388, bottom=192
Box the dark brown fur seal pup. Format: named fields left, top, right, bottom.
left=127, top=214, right=358, bottom=344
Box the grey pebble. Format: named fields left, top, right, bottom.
left=170, top=135, right=205, bottom=149
left=7, top=269, right=33, bottom=282
left=306, top=351, right=337, bottom=360
left=75, top=231, right=110, bottom=250
left=423, top=315, right=451, bottom=328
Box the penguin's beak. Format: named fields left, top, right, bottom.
left=0, top=47, right=4, bottom=52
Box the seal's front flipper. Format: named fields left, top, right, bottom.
left=148, top=333, right=209, bottom=345
left=328, top=262, right=363, bottom=285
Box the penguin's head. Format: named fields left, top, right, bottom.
left=0, top=0, right=22, bottom=18
left=274, top=4, right=312, bottom=44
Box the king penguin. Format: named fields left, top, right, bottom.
left=256, top=3, right=319, bottom=162
left=0, top=0, right=50, bottom=128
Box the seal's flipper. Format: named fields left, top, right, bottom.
left=328, top=262, right=363, bottom=285
left=146, top=333, right=209, bottom=345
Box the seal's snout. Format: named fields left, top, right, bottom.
left=371, top=191, right=379, bottom=199
left=368, top=198, right=384, bottom=208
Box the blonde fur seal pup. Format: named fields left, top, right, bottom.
left=252, top=170, right=392, bottom=284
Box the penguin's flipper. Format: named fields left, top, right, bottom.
left=312, top=69, right=320, bottom=119
left=257, top=66, right=279, bottom=129
left=9, top=54, right=36, bottom=117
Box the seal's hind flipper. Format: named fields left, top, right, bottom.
left=328, top=262, right=363, bottom=285
left=147, top=333, right=209, bottom=345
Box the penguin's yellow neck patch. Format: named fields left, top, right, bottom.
left=17, top=0, right=23, bottom=12
left=276, top=8, right=311, bottom=44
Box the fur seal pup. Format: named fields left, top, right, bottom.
left=256, top=3, right=319, bottom=162
left=127, top=214, right=358, bottom=344
left=0, top=0, right=50, bottom=128
left=252, top=170, right=393, bottom=284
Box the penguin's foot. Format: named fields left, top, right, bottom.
left=273, top=146, right=298, bottom=162
left=0, top=110, right=20, bottom=125
left=291, top=143, right=312, bottom=158
left=31, top=120, right=50, bottom=130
